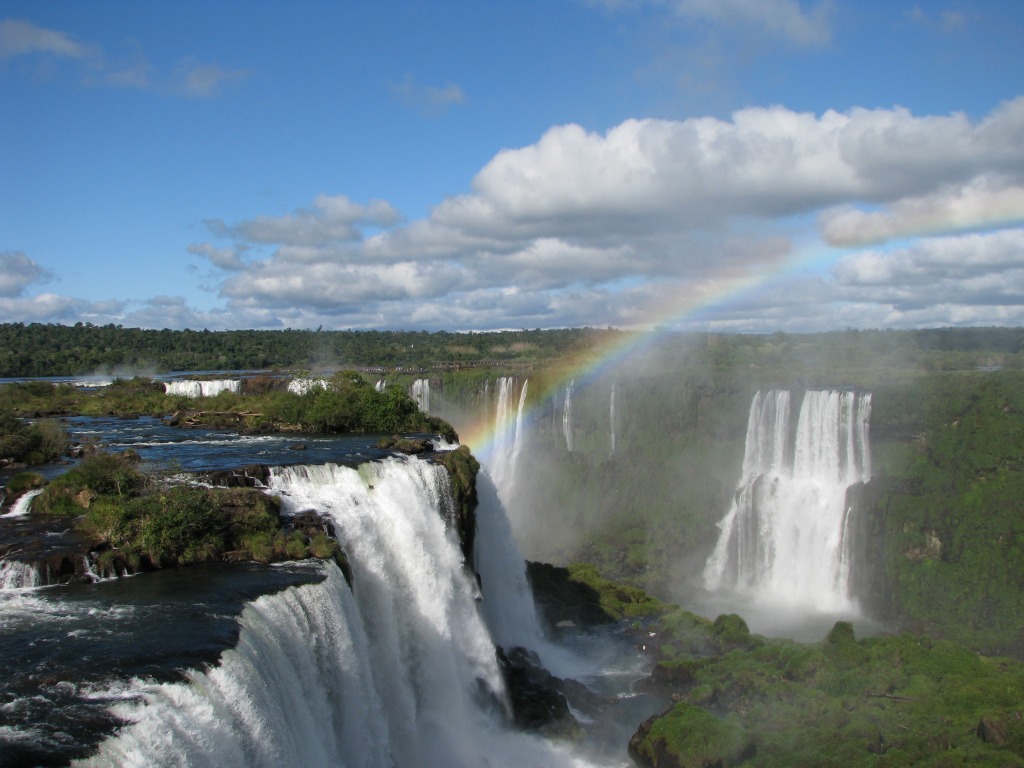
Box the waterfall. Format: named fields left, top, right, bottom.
left=562, top=379, right=574, bottom=452
left=77, top=458, right=603, bottom=768
left=702, top=389, right=872, bottom=612
left=411, top=379, right=430, bottom=412
left=609, top=384, right=616, bottom=455
left=487, top=377, right=528, bottom=493
left=374, top=379, right=385, bottom=392
left=0, top=560, right=41, bottom=590
left=288, top=378, right=329, bottom=395
left=1, top=487, right=43, bottom=519
left=164, top=380, right=240, bottom=397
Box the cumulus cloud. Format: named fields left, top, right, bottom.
left=0, top=252, right=52, bottom=296
left=820, top=178, right=1024, bottom=246
left=207, top=194, right=402, bottom=247
left=187, top=242, right=247, bottom=271
left=181, top=97, right=1024, bottom=332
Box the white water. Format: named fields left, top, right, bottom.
left=703, top=389, right=872, bottom=613
left=77, top=458, right=616, bottom=767
left=0, top=560, right=41, bottom=590
left=562, top=379, right=575, bottom=452
left=1, top=487, right=43, bottom=519
left=164, top=380, right=240, bottom=398
left=374, top=379, right=385, bottom=392
left=287, top=377, right=329, bottom=395
left=410, top=379, right=430, bottom=412
left=487, top=377, right=528, bottom=494
left=609, top=384, right=616, bottom=455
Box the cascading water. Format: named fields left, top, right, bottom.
left=164, top=380, right=240, bottom=397
left=77, top=457, right=611, bottom=768
left=411, top=378, right=430, bottom=412
left=487, top=377, right=528, bottom=493
left=609, top=384, right=616, bottom=456
left=562, top=379, right=575, bottom=452
left=1, top=487, right=44, bottom=518
left=288, top=377, right=329, bottom=395
left=702, top=389, right=872, bottom=613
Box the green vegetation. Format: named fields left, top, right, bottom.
left=0, top=322, right=617, bottom=376
left=0, top=371, right=457, bottom=441
left=631, top=614, right=1024, bottom=768
left=0, top=405, right=69, bottom=466
left=856, top=370, right=1024, bottom=656
left=32, top=451, right=339, bottom=569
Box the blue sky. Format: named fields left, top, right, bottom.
left=2, top=1, right=1024, bottom=332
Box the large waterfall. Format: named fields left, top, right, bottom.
left=702, top=389, right=872, bottom=613
left=411, top=378, right=430, bottom=412
left=77, top=457, right=607, bottom=767
left=165, top=379, right=241, bottom=398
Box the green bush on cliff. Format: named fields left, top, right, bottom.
left=32, top=450, right=341, bottom=569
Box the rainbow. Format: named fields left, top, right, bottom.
left=459, top=213, right=1024, bottom=459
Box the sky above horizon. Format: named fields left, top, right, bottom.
left=3, top=1, right=1024, bottom=333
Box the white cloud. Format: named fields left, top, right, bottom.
left=207, top=194, right=402, bottom=247
left=820, top=178, right=1024, bottom=246
left=0, top=18, right=93, bottom=59
left=173, top=59, right=251, bottom=98
left=173, top=97, right=1024, bottom=331
left=187, top=243, right=246, bottom=271
left=0, top=252, right=51, bottom=296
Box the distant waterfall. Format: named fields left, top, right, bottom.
left=411, top=379, right=430, bottom=412
left=374, top=379, right=385, bottom=392
left=78, top=458, right=597, bottom=768
left=487, top=377, right=528, bottom=493
left=164, top=380, right=240, bottom=397
left=609, top=384, right=616, bottom=455
left=287, top=377, right=328, bottom=395
left=562, top=379, right=575, bottom=452
left=703, top=389, right=872, bottom=612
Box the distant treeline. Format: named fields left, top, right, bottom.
left=2, top=322, right=1024, bottom=378
left=0, top=323, right=614, bottom=377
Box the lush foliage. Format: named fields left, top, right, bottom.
left=0, top=372, right=457, bottom=440
left=856, top=370, right=1024, bottom=656
left=0, top=406, right=69, bottom=465
left=632, top=614, right=1024, bottom=767
left=32, top=451, right=338, bottom=568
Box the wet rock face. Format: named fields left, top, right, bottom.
left=496, top=646, right=582, bottom=740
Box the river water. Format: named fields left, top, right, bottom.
left=0, top=417, right=660, bottom=767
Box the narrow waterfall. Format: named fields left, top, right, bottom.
left=609, top=384, right=616, bottom=455
left=474, top=469, right=547, bottom=652
left=78, top=458, right=601, bottom=768
left=562, top=379, right=575, bottom=452
left=487, top=377, right=528, bottom=493
left=164, top=380, right=240, bottom=397
left=374, top=379, right=385, bottom=392
left=702, top=389, right=872, bottom=612
left=411, top=379, right=430, bottom=412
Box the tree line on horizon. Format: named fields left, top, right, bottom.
left=1, top=321, right=1024, bottom=378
